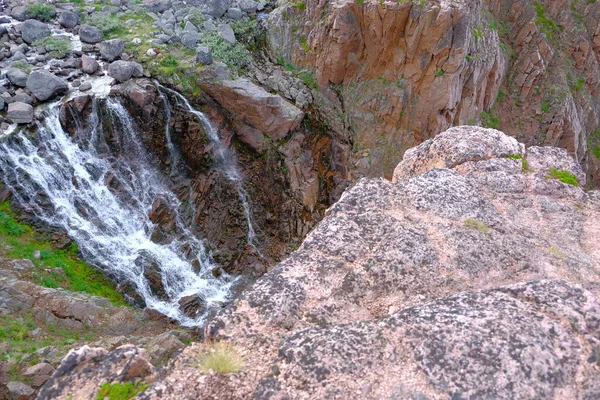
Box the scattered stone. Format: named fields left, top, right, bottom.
left=131, top=38, right=142, bottom=44
left=107, top=60, right=143, bottom=82
left=0, top=97, right=5, bottom=110
left=181, top=31, right=198, bottom=48
left=20, top=19, right=51, bottom=44
left=72, top=79, right=81, bottom=87
left=26, top=71, right=69, bottom=101
left=183, top=21, right=198, bottom=33
left=22, top=362, right=55, bottom=387
left=143, top=0, right=172, bottom=13
left=196, top=45, right=213, bottom=65
left=146, top=332, right=185, bottom=366
left=218, top=24, right=236, bottom=44
left=11, top=51, right=26, bottom=61
left=79, top=82, right=92, bottom=91
left=12, top=93, right=33, bottom=104
left=6, top=381, right=34, bottom=400
left=79, top=24, right=104, bottom=44
left=238, top=0, right=258, bottom=12
left=191, top=0, right=231, bottom=18
left=98, top=39, right=124, bottom=62
left=10, top=5, right=27, bottom=21
left=58, top=10, right=79, bottom=29
left=146, top=48, right=157, bottom=56
left=81, top=54, right=99, bottom=74
left=203, top=19, right=217, bottom=32
left=6, top=67, right=28, bottom=87
left=227, top=7, right=243, bottom=19
left=7, top=102, right=33, bottom=124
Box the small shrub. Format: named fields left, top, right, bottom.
left=547, top=169, right=579, bottom=186
left=195, top=341, right=243, bottom=374
left=473, top=27, right=483, bottom=41
left=464, top=218, right=491, bottom=234
left=87, top=14, right=124, bottom=35
left=505, top=154, right=529, bottom=171
left=187, top=7, right=204, bottom=26
left=541, top=98, right=551, bottom=113
left=200, top=32, right=251, bottom=76
left=297, top=69, right=316, bottom=88
left=481, top=110, right=500, bottom=129
left=9, top=61, right=33, bottom=73
left=27, top=2, right=55, bottom=21
left=292, top=1, right=306, bottom=11
left=0, top=210, right=28, bottom=236
left=96, top=382, right=148, bottom=400
left=33, top=37, right=73, bottom=59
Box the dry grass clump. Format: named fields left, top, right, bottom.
left=194, top=341, right=243, bottom=374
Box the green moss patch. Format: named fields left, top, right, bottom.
left=546, top=169, right=579, bottom=186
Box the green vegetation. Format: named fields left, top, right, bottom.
left=547, top=246, right=565, bottom=259
left=195, top=341, right=244, bottom=374
left=201, top=32, right=251, bottom=76
left=547, top=169, right=579, bottom=186
left=481, top=110, right=500, bottom=129
left=356, top=0, right=364, bottom=5
left=534, top=2, right=562, bottom=41
left=505, top=153, right=529, bottom=171
left=0, top=202, right=125, bottom=305
left=473, top=27, right=483, bottom=41
left=230, top=18, right=261, bottom=51
left=9, top=61, right=33, bottom=73
left=33, top=37, right=73, bottom=59
left=187, top=8, right=204, bottom=26
left=464, top=218, right=491, bottom=234
left=297, top=69, right=317, bottom=88
left=435, top=69, right=445, bottom=77
left=292, top=1, right=306, bottom=11
left=96, top=382, right=149, bottom=400
left=27, top=2, right=55, bottom=21
left=87, top=14, right=125, bottom=35
left=588, top=128, right=600, bottom=160
left=540, top=98, right=551, bottom=113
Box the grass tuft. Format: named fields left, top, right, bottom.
left=546, top=169, right=579, bottom=186
left=33, top=37, right=73, bottom=59
left=464, top=218, right=491, bottom=234
left=27, top=2, right=55, bottom=21
left=96, top=382, right=149, bottom=400
left=195, top=341, right=243, bottom=374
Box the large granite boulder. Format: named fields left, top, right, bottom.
left=20, top=19, right=50, bottom=44
left=26, top=71, right=68, bottom=101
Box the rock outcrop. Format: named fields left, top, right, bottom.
left=128, top=126, right=599, bottom=399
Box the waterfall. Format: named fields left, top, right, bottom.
left=0, top=98, right=235, bottom=326
left=155, top=84, right=259, bottom=250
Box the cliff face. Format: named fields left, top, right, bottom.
left=267, top=0, right=600, bottom=182
left=44, top=126, right=600, bottom=399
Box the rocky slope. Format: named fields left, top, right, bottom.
left=266, top=0, right=600, bottom=182
left=40, top=126, right=600, bottom=399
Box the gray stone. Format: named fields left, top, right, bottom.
left=227, top=7, right=243, bottom=19
left=107, top=60, right=143, bottom=82
left=11, top=51, right=26, bottom=61
left=238, top=0, right=258, bottom=12
left=6, top=381, right=34, bottom=399
left=203, top=19, right=217, bottom=32
left=196, top=45, right=213, bottom=65
left=81, top=54, right=99, bottom=74
left=79, top=82, right=92, bottom=91
left=98, top=39, right=124, bottom=62
left=189, top=0, right=231, bottom=18
left=6, top=67, right=28, bottom=87
left=12, top=93, right=32, bottom=104
left=180, top=31, right=198, bottom=48
left=26, top=70, right=69, bottom=101
left=143, top=0, right=172, bottom=12
left=20, top=19, right=50, bottom=44
left=218, top=24, right=235, bottom=44
left=0, top=96, right=5, bottom=110
left=183, top=21, right=198, bottom=33
left=11, top=5, right=27, bottom=21
left=7, top=102, right=33, bottom=124
left=58, top=10, right=79, bottom=29
left=78, top=24, right=104, bottom=44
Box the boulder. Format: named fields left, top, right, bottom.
left=180, top=31, right=198, bottom=49
left=7, top=102, right=33, bottom=124
left=189, top=0, right=231, bottom=18
left=143, top=0, right=172, bottom=13
left=195, top=45, right=213, bottom=65
left=81, top=54, right=99, bottom=74
left=79, top=82, right=92, bottom=91
left=10, top=5, right=27, bottom=21
left=98, top=39, right=124, bottom=62
left=6, top=381, right=34, bottom=400
left=178, top=295, right=206, bottom=318
left=12, top=93, right=33, bottom=105
left=20, top=19, right=50, bottom=44
left=6, top=67, right=28, bottom=87
left=146, top=332, right=185, bottom=366
left=199, top=66, right=304, bottom=140
left=22, top=362, right=55, bottom=388
left=78, top=24, right=103, bottom=44
left=107, top=60, right=143, bottom=82
left=227, top=7, right=243, bottom=19
left=58, top=10, right=79, bottom=29
left=26, top=71, right=69, bottom=101
left=218, top=24, right=235, bottom=44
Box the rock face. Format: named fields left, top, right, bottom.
left=128, top=126, right=600, bottom=399
left=20, top=19, right=50, bottom=44
left=266, top=0, right=600, bottom=182
left=199, top=64, right=305, bottom=141
left=26, top=71, right=68, bottom=101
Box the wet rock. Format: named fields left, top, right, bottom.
left=58, top=10, right=79, bottom=29
left=81, top=54, right=99, bottom=74
left=7, top=102, right=33, bottom=124
left=6, top=381, right=34, bottom=400
left=79, top=82, right=92, bottom=91
left=107, top=60, right=143, bottom=82
left=195, top=45, right=212, bottom=65
left=178, top=295, right=206, bottom=318
left=98, top=39, right=124, bottom=62
left=135, top=252, right=167, bottom=300
left=6, top=67, right=28, bottom=87
left=78, top=24, right=104, bottom=44
left=20, top=19, right=50, bottom=44
left=26, top=71, right=69, bottom=101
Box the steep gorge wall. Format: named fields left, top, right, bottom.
left=266, top=0, right=600, bottom=183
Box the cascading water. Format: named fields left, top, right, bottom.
left=156, top=84, right=259, bottom=250
left=0, top=97, right=235, bottom=326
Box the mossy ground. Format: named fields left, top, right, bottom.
left=0, top=201, right=126, bottom=306
left=96, top=381, right=149, bottom=400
